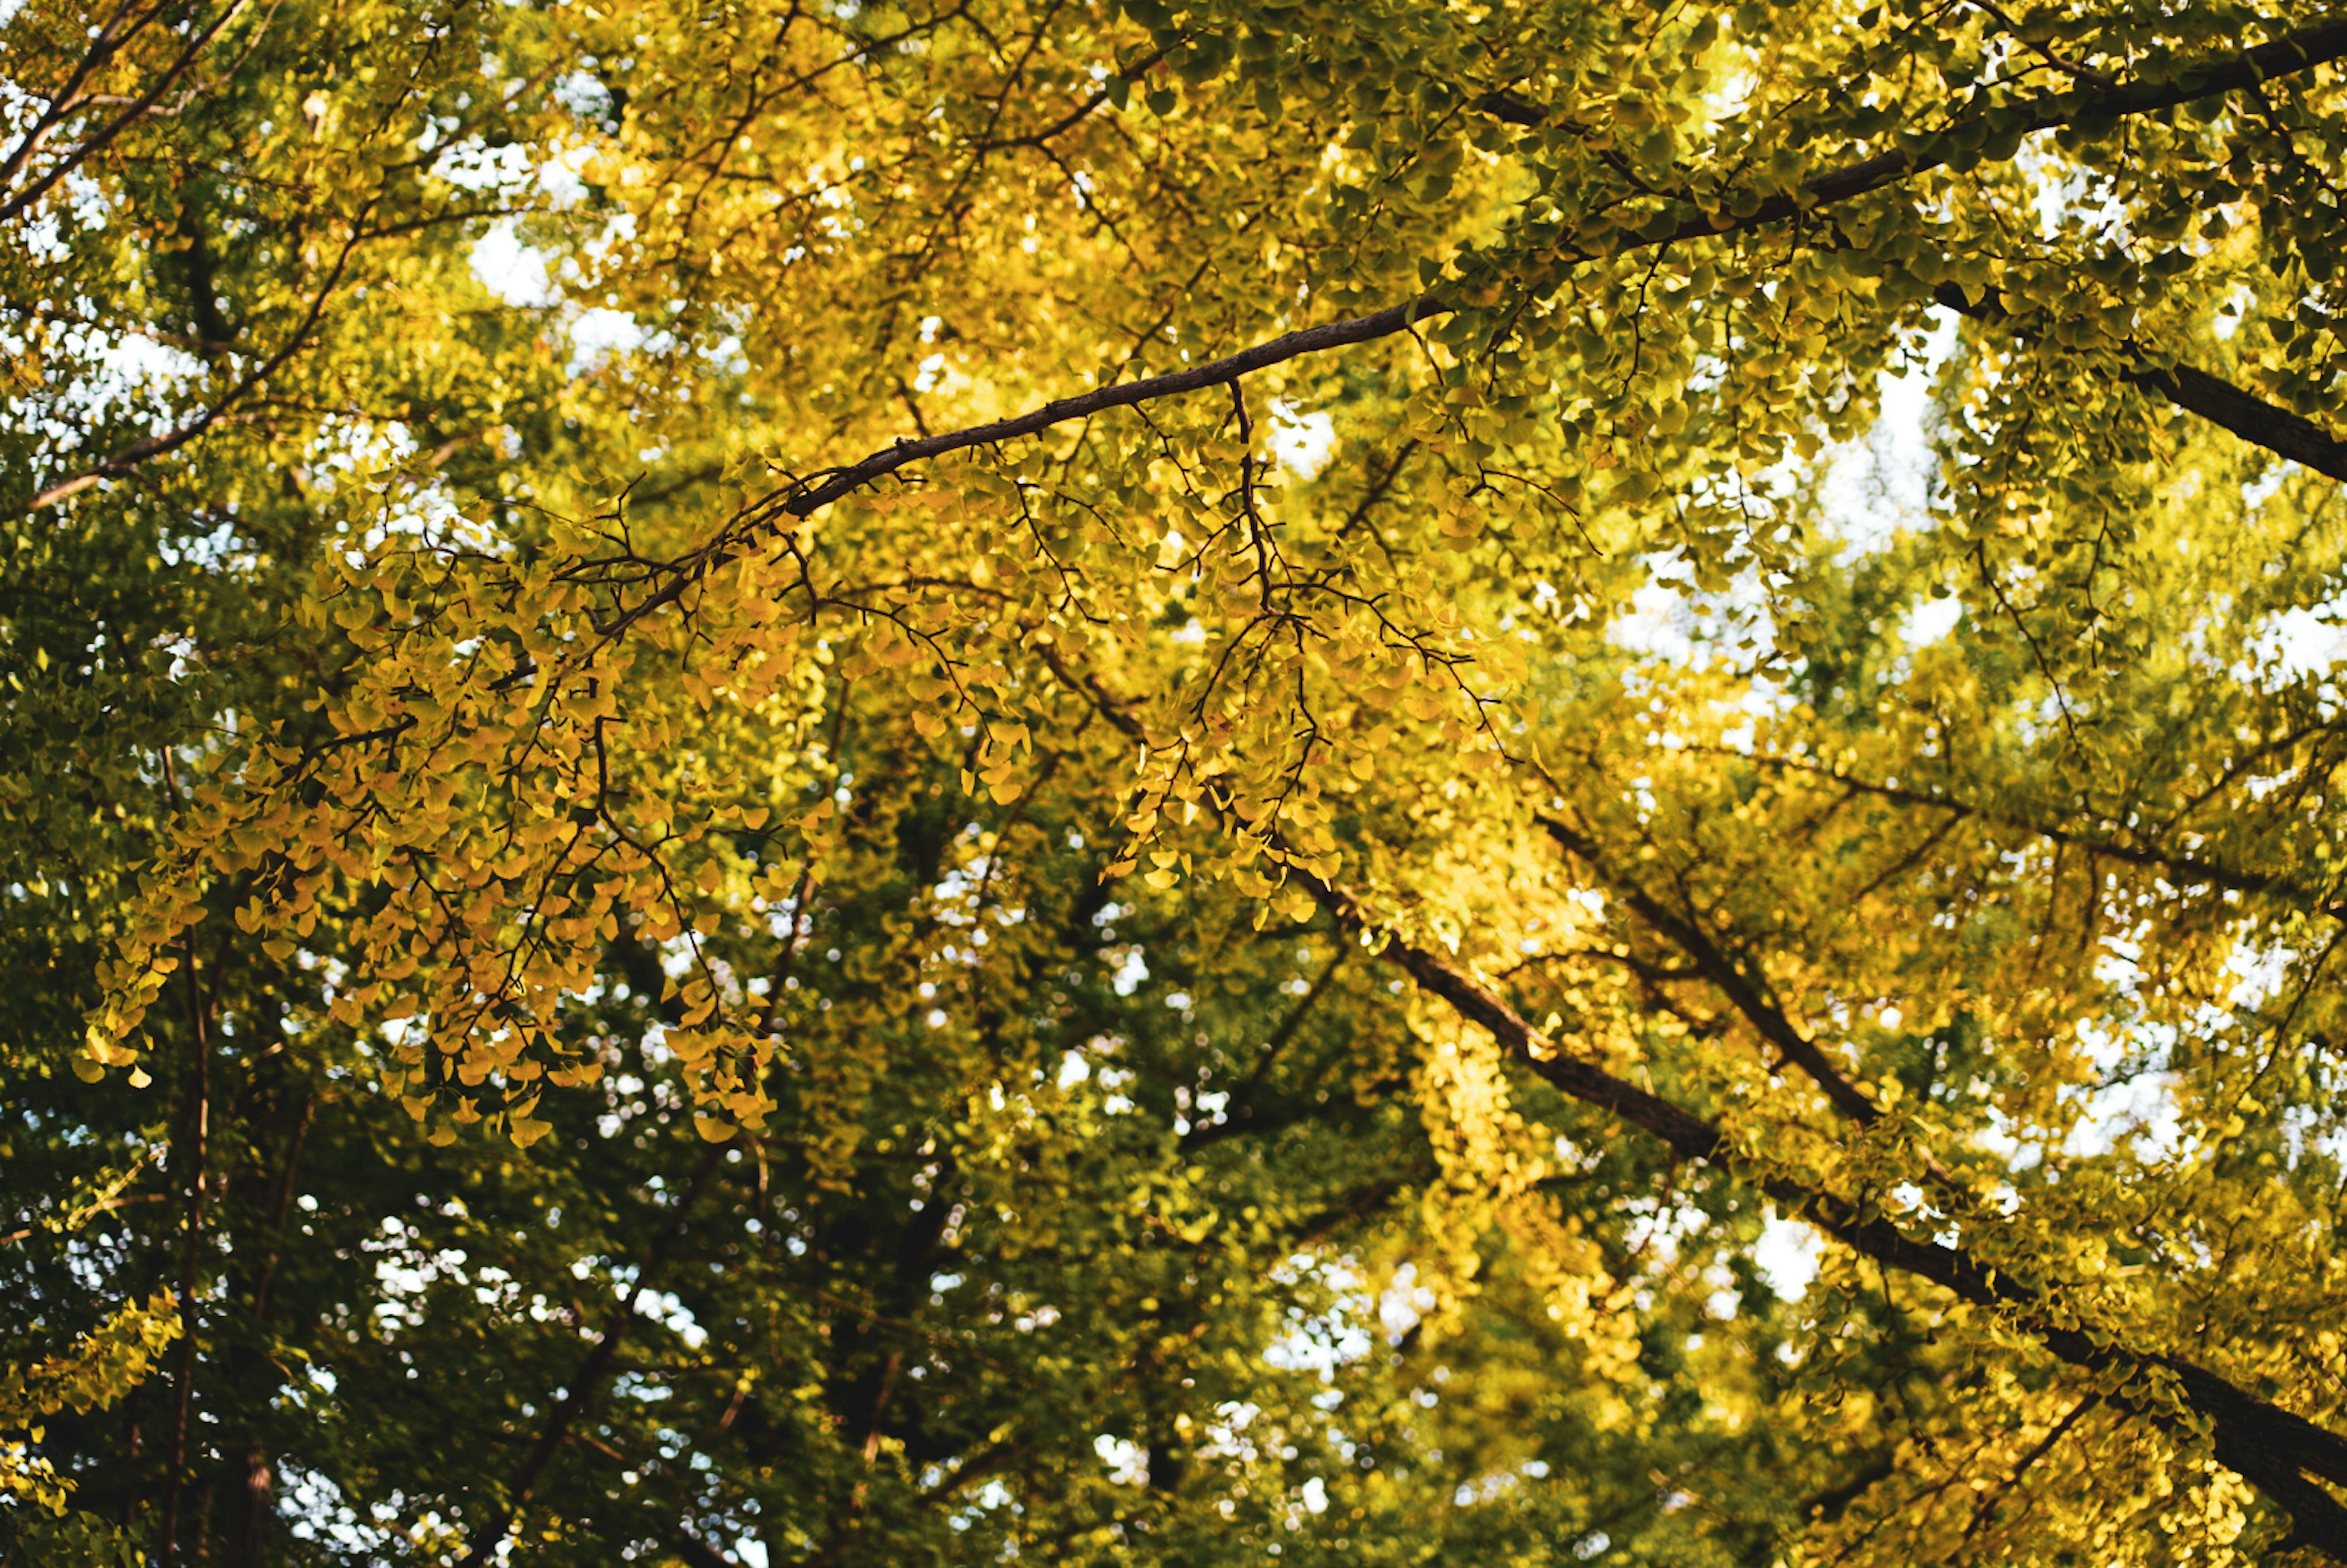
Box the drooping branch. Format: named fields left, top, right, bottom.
left=1287, top=868, right=2347, bottom=1555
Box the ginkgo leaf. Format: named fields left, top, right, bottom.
left=18, top=0, right=2347, bottom=1559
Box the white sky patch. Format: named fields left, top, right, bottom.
left=2212, top=285, right=2255, bottom=340
left=1265, top=1256, right=1375, bottom=1375
left=1378, top=1262, right=1437, bottom=1340
left=1196, top=1399, right=1269, bottom=1471
left=634, top=1286, right=708, bottom=1348
left=1815, top=310, right=1958, bottom=560
left=1705, top=69, right=1756, bottom=125
left=553, top=70, right=613, bottom=118
left=1901, top=594, right=1964, bottom=645
left=2246, top=605, right=2347, bottom=683
left=2057, top=1014, right=2177, bottom=1158
left=1625, top=1199, right=1713, bottom=1277
left=2282, top=1105, right=2347, bottom=1170
left=1606, top=555, right=1775, bottom=665
left=1752, top=1212, right=1821, bottom=1300
left=10, top=320, right=210, bottom=463
left=2062, top=1067, right=2186, bottom=1162
left=1609, top=575, right=1700, bottom=662
left=98, top=332, right=207, bottom=407
left=1268, top=400, right=1335, bottom=479
left=433, top=136, right=535, bottom=192
left=280, top=1462, right=399, bottom=1556
left=567, top=306, right=646, bottom=375
left=2227, top=943, right=2291, bottom=1009
left=702, top=332, right=751, bottom=379
left=536, top=142, right=600, bottom=208
left=471, top=219, right=556, bottom=306
left=1095, top=1432, right=1150, bottom=1486
left=1974, top=1104, right=2038, bottom=1180
left=2018, top=141, right=2125, bottom=243
left=1713, top=674, right=1790, bottom=752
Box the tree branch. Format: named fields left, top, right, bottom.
left=1288, top=866, right=2347, bottom=1556
left=1636, top=19, right=2347, bottom=248
left=23, top=190, right=386, bottom=513
left=1930, top=282, right=2347, bottom=482
left=0, top=0, right=256, bottom=230
left=0, top=0, right=168, bottom=193
left=587, top=16, right=2347, bottom=642
left=1728, top=749, right=2346, bottom=919
left=1538, top=815, right=1885, bottom=1126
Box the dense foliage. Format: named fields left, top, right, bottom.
left=7, top=0, right=2347, bottom=1563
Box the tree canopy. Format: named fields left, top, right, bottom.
left=7, top=0, right=2347, bottom=1562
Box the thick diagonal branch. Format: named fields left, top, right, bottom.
left=1287, top=868, right=2347, bottom=1555
left=806, top=18, right=2347, bottom=502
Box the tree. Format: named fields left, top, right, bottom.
left=6, top=0, right=2347, bottom=1561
